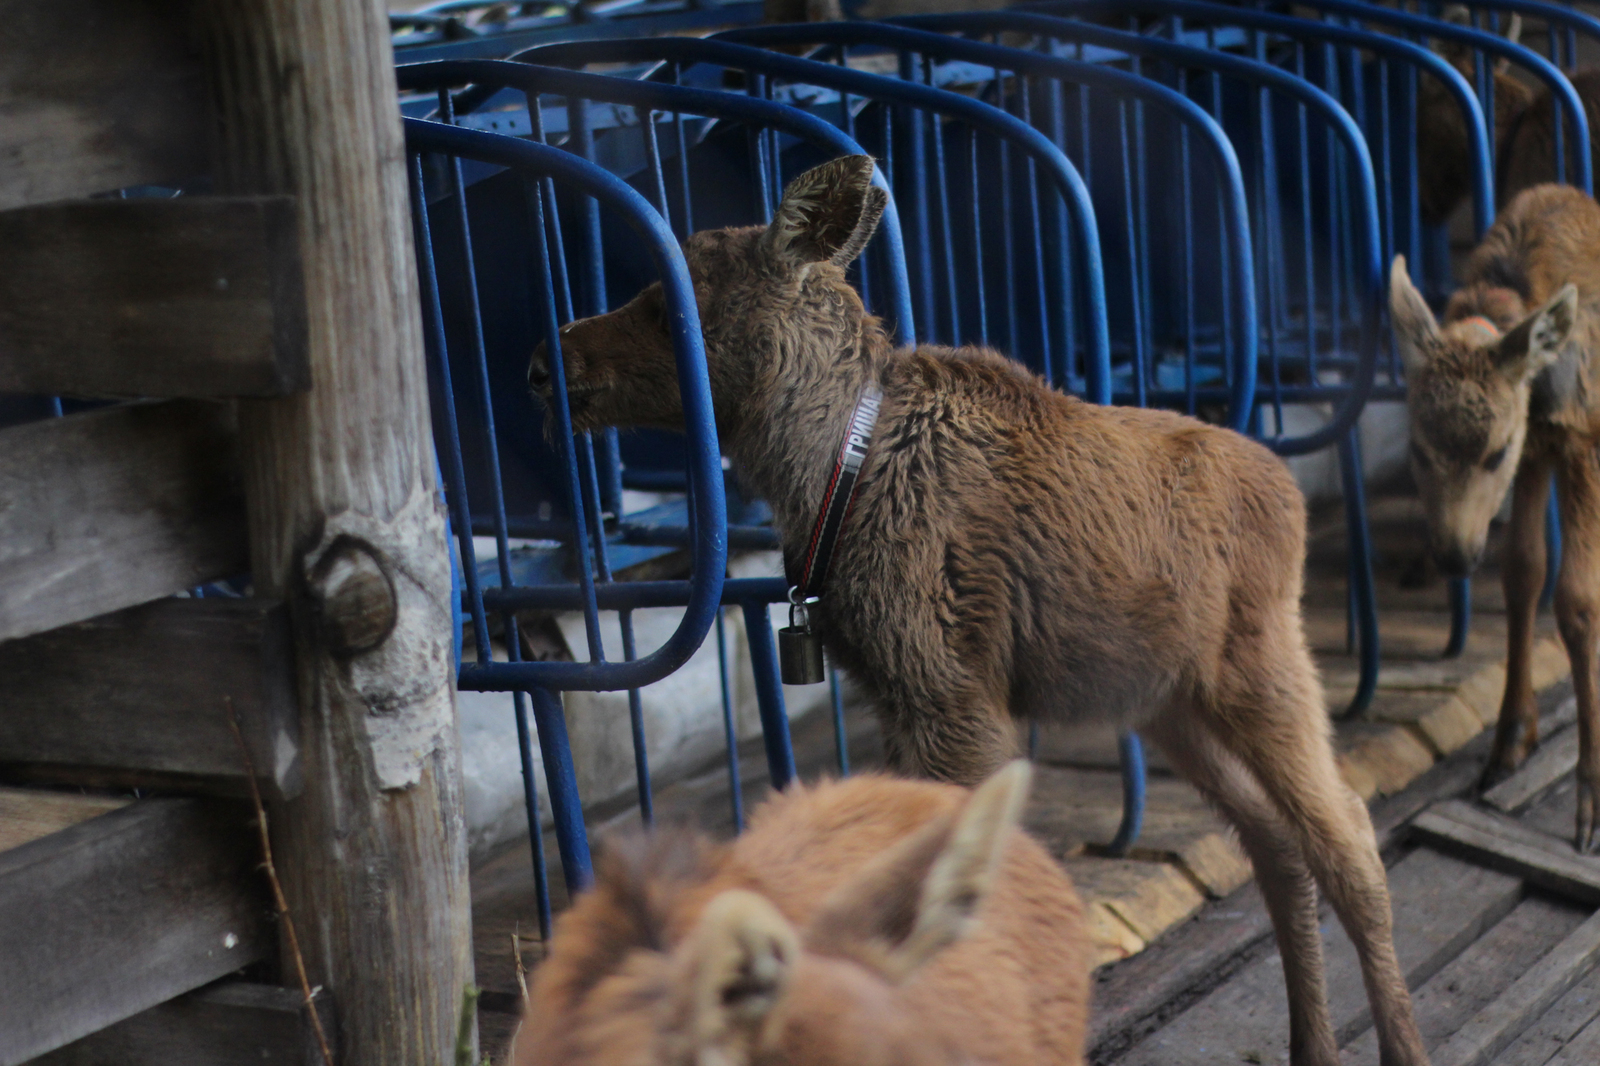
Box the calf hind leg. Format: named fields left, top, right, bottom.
left=1193, top=629, right=1428, bottom=1066
left=1147, top=713, right=1337, bottom=1066
left=1555, top=454, right=1600, bottom=852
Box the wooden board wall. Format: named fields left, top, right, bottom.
left=0, top=0, right=209, bottom=210
left=0, top=799, right=269, bottom=1064
left=0, top=401, right=248, bottom=643
left=0, top=197, right=308, bottom=398
left=0, top=599, right=299, bottom=796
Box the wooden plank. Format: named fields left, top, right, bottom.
left=1548, top=1009, right=1600, bottom=1065
left=0, top=788, right=129, bottom=855
left=0, top=599, right=299, bottom=796
left=1413, top=799, right=1600, bottom=905
left=1343, top=895, right=1592, bottom=1065
left=1487, top=725, right=1584, bottom=813
left=1496, top=964, right=1600, bottom=1066
left=199, top=2, right=474, bottom=1064
left=1431, top=907, right=1600, bottom=1066
left=1117, top=847, right=1524, bottom=1066
left=0, top=0, right=210, bottom=210
left=0, top=197, right=308, bottom=399
left=28, top=982, right=335, bottom=1066
left=0, top=799, right=269, bottom=1065
left=0, top=401, right=248, bottom=643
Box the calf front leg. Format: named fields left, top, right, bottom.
left=1556, top=453, right=1600, bottom=852
left=1486, top=459, right=1552, bottom=786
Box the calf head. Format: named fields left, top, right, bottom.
left=527, top=155, right=887, bottom=438
left=1390, top=255, right=1576, bottom=575
left=516, top=762, right=1033, bottom=1066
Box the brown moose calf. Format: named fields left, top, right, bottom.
left=531, top=156, right=1426, bottom=1065
left=515, top=763, right=1090, bottom=1066
left=1390, top=183, right=1597, bottom=851
left=1415, top=9, right=1600, bottom=225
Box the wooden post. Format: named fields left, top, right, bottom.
left=196, top=2, right=474, bottom=1063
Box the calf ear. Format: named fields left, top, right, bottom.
left=763, top=155, right=888, bottom=271
left=1391, top=255, right=1442, bottom=379
left=682, top=890, right=800, bottom=1061
left=1497, top=284, right=1578, bottom=383
left=805, top=761, right=1032, bottom=982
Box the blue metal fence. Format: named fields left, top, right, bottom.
left=391, top=0, right=1587, bottom=930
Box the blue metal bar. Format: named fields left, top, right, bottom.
left=898, top=11, right=1377, bottom=453
left=1262, top=0, right=1591, bottom=193
left=1106, top=733, right=1146, bottom=856
left=515, top=35, right=1114, bottom=399
left=1543, top=477, right=1562, bottom=609
left=399, top=58, right=916, bottom=345
left=528, top=686, right=594, bottom=894
left=708, top=24, right=1259, bottom=416
left=1027, top=0, right=1494, bottom=234
left=404, top=117, right=728, bottom=691
left=1338, top=429, right=1380, bottom=715
left=742, top=601, right=795, bottom=791
left=828, top=665, right=850, bottom=776
left=714, top=609, right=745, bottom=831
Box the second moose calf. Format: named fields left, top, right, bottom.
left=1391, top=183, right=1597, bottom=851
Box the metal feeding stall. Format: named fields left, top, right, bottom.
left=393, top=0, right=1600, bottom=978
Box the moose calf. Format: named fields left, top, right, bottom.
left=1416, top=9, right=1600, bottom=225
left=531, top=155, right=1427, bottom=1065
left=1391, top=183, right=1596, bottom=850
left=514, top=763, right=1090, bottom=1066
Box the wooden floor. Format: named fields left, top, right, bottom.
left=1095, top=680, right=1600, bottom=1066
left=469, top=484, right=1595, bottom=1062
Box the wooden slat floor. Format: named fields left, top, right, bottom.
left=1099, top=681, right=1600, bottom=1066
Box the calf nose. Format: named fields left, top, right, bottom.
left=528, top=347, right=550, bottom=392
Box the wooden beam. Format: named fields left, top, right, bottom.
left=1431, top=908, right=1600, bottom=1066
left=0, top=788, right=129, bottom=856
left=0, top=799, right=269, bottom=1065
left=0, top=401, right=248, bottom=643
left=200, top=2, right=473, bottom=1064
left=0, top=599, right=299, bottom=797
left=1412, top=799, right=1600, bottom=905
left=1485, top=725, right=1582, bottom=814
left=0, top=0, right=210, bottom=210
left=30, top=982, right=335, bottom=1066
left=0, top=197, right=309, bottom=399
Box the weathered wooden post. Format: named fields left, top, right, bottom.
left=198, top=2, right=474, bottom=1062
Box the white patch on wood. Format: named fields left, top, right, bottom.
left=302, top=486, right=455, bottom=790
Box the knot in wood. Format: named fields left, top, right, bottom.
left=306, top=537, right=396, bottom=657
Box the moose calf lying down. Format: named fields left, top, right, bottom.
left=1391, top=183, right=1597, bottom=851
left=515, top=763, right=1090, bottom=1066
left=532, top=156, right=1426, bottom=1065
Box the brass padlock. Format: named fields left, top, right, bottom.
left=779, top=596, right=825, bottom=684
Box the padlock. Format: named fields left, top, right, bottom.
left=778, top=597, right=825, bottom=685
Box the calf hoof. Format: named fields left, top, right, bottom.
left=1479, top=734, right=1536, bottom=791
left=1577, top=773, right=1600, bottom=854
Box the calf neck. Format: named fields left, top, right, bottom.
left=1391, top=182, right=1599, bottom=851
left=532, top=156, right=1428, bottom=1065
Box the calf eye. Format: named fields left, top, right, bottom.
left=1410, top=441, right=1431, bottom=470
left=1483, top=445, right=1509, bottom=472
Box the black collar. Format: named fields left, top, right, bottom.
left=788, top=385, right=884, bottom=601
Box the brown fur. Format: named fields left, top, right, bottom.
left=1414, top=11, right=1600, bottom=225
left=1391, top=183, right=1600, bottom=852
left=531, top=156, right=1428, bottom=1065
left=514, top=765, right=1091, bottom=1066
